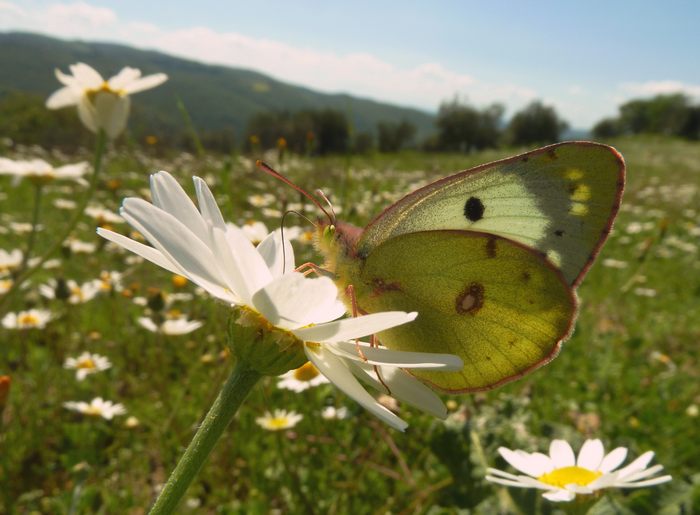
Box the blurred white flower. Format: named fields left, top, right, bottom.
left=0, top=158, right=88, bottom=185
left=0, top=248, right=22, bottom=275
left=277, top=362, right=330, bottom=392
left=64, top=397, right=126, bottom=420
left=486, top=439, right=671, bottom=502
left=46, top=62, right=167, bottom=138
left=239, top=220, right=269, bottom=245
left=256, top=409, right=302, bottom=431
left=85, top=205, right=124, bottom=224
left=64, top=352, right=112, bottom=381
left=137, top=316, right=203, bottom=335
left=39, top=279, right=100, bottom=304
left=321, top=406, right=349, bottom=420
left=2, top=309, right=52, bottom=329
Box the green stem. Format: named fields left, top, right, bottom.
left=0, top=130, right=107, bottom=312
left=148, top=361, right=261, bottom=515
left=18, top=182, right=44, bottom=272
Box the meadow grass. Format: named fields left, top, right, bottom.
left=0, top=135, right=698, bottom=514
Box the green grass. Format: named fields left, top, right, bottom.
left=1, top=135, right=699, bottom=514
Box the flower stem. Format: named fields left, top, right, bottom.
left=148, top=361, right=261, bottom=515
left=18, top=182, right=44, bottom=272
left=0, top=130, right=107, bottom=313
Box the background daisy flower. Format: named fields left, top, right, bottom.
left=486, top=438, right=672, bottom=502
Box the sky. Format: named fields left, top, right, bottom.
left=2, top=0, right=699, bottom=129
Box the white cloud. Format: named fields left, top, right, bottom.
left=620, top=80, right=700, bottom=99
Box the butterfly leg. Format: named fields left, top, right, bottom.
left=346, top=284, right=392, bottom=394
left=295, top=262, right=334, bottom=278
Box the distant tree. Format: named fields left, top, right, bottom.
left=435, top=99, right=504, bottom=152
left=353, top=131, right=375, bottom=154
left=244, top=108, right=350, bottom=155
left=376, top=120, right=416, bottom=152
left=591, top=93, right=700, bottom=140
left=592, top=118, right=622, bottom=139
left=507, top=101, right=568, bottom=145
left=619, top=94, right=693, bottom=135
left=311, top=109, right=350, bottom=155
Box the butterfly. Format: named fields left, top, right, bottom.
left=265, top=141, right=625, bottom=392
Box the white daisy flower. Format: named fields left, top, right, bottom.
left=239, top=220, right=269, bottom=245
left=0, top=278, right=13, bottom=295
left=0, top=158, right=89, bottom=184
left=255, top=409, right=303, bottom=431
left=321, top=406, right=349, bottom=420
left=98, top=171, right=463, bottom=431
left=137, top=316, right=204, bottom=335
left=0, top=248, right=22, bottom=275
left=277, top=362, right=330, bottom=392
left=85, top=205, right=124, bottom=225
left=39, top=279, right=100, bottom=304
left=66, top=239, right=97, bottom=254
left=64, top=352, right=112, bottom=381
left=64, top=397, right=126, bottom=420
left=2, top=309, right=52, bottom=329
left=46, top=62, right=167, bottom=138
left=486, top=439, right=672, bottom=502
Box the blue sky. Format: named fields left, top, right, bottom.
left=2, top=0, right=699, bottom=128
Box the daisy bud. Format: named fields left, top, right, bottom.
left=228, top=306, right=307, bottom=376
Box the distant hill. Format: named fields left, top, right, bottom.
left=0, top=31, right=436, bottom=140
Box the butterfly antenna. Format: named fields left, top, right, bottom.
left=314, top=189, right=337, bottom=224
left=256, top=160, right=333, bottom=223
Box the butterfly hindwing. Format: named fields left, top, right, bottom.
left=358, top=142, right=625, bottom=286
left=355, top=230, right=577, bottom=392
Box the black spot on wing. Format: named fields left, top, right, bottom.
left=464, top=197, right=485, bottom=222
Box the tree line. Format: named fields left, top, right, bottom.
left=1, top=90, right=698, bottom=154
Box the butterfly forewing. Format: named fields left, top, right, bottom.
left=359, top=142, right=625, bottom=286
left=357, top=230, right=577, bottom=392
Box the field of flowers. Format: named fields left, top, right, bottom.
left=1, top=73, right=699, bottom=513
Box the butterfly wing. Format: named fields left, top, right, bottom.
left=358, top=142, right=625, bottom=286
left=356, top=230, right=577, bottom=392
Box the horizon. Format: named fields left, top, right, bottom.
left=1, top=1, right=699, bottom=129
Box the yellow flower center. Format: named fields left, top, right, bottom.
left=293, top=362, right=320, bottom=382
left=267, top=417, right=291, bottom=430
left=172, top=275, right=188, bottom=288
left=18, top=314, right=39, bottom=327
left=77, top=358, right=96, bottom=370
left=538, top=466, right=602, bottom=488
left=83, top=406, right=104, bottom=416
left=71, top=286, right=85, bottom=300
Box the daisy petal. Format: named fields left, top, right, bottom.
left=499, top=448, right=553, bottom=477
left=305, top=345, right=407, bottom=431
left=617, top=476, right=672, bottom=488
left=293, top=311, right=417, bottom=343
left=70, top=63, right=103, bottom=88
left=614, top=451, right=655, bottom=480
left=252, top=273, right=336, bottom=328
left=577, top=439, right=605, bottom=470
left=328, top=341, right=463, bottom=370
left=46, top=87, right=77, bottom=108
left=599, top=447, right=628, bottom=473
left=257, top=230, right=295, bottom=278
left=542, top=490, right=576, bottom=502
left=122, top=73, right=168, bottom=94
left=96, top=228, right=183, bottom=276
left=193, top=176, right=227, bottom=230
left=149, top=171, right=209, bottom=240
left=550, top=440, right=576, bottom=468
